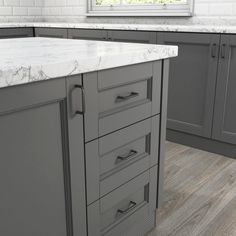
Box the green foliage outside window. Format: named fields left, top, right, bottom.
left=96, top=0, right=186, bottom=6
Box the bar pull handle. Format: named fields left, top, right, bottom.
left=221, top=44, right=226, bottom=59
left=116, top=201, right=137, bottom=216
left=116, top=149, right=138, bottom=162
left=115, top=92, right=139, bottom=103
left=71, top=84, right=85, bottom=116
left=211, top=43, right=217, bottom=58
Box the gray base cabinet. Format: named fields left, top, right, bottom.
left=212, top=35, right=236, bottom=145
left=0, top=60, right=169, bottom=236
left=157, top=32, right=220, bottom=138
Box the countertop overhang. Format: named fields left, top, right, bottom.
left=0, top=37, right=178, bottom=89
left=0, top=22, right=236, bottom=34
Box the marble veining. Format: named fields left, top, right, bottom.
left=0, top=37, right=178, bottom=89
left=1, top=22, right=236, bottom=34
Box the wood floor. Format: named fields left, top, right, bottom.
left=148, top=141, right=236, bottom=236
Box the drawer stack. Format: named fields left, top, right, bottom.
left=83, top=61, right=163, bottom=236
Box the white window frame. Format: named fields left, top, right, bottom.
left=87, top=0, right=194, bottom=16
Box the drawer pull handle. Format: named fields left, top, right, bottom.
left=73, top=84, right=85, bottom=115
left=221, top=44, right=226, bottom=59
left=117, top=149, right=138, bottom=162
left=211, top=43, right=217, bottom=58
left=115, top=92, right=139, bottom=103
left=117, top=201, right=137, bottom=216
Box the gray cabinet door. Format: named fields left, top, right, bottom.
left=0, top=27, right=33, bottom=38
left=0, top=78, right=86, bottom=236
left=157, top=32, right=220, bottom=137
left=212, top=35, right=236, bottom=144
left=68, top=28, right=108, bottom=41
left=35, top=27, right=68, bottom=38
left=108, top=30, right=156, bottom=43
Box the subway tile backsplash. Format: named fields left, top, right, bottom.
left=0, top=0, right=236, bottom=24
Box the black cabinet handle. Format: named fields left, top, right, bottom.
left=221, top=44, right=226, bottom=59
left=116, top=149, right=138, bottom=162
left=116, top=201, right=137, bottom=216
left=115, top=92, right=139, bottom=103
left=71, top=84, right=85, bottom=116
left=211, top=43, right=217, bottom=58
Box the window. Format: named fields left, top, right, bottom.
left=88, top=0, right=194, bottom=16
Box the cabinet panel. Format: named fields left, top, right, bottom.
left=68, top=28, right=107, bottom=41
left=0, top=27, right=33, bottom=38
left=157, top=32, right=220, bottom=137
left=35, top=27, right=68, bottom=38
left=108, top=30, right=156, bottom=44
left=0, top=78, right=86, bottom=236
left=0, top=83, right=68, bottom=236
left=213, top=35, right=236, bottom=144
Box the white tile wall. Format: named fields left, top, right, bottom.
left=0, top=0, right=236, bottom=23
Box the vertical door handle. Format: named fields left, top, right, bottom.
left=71, top=84, right=85, bottom=116
left=221, top=44, right=226, bottom=59
left=211, top=43, right=217, bottom=58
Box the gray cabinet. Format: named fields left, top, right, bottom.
left=0, top=78, right=86, bottom=236
left=35, top=27, right=68, bottom=38
left=68, top=28, right=108, bottom=41
left=212, top=35, right=236, bottom=145
left=107, top=30, right=156, bottom=43
left=0, top=27, right=33, bottom=38
left=157, top=32, right=220, bottom=138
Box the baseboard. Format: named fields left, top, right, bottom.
left=167, top=129, right=236, bottom=159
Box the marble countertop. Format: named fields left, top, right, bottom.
left=0, top=37, right=178, bottom=89
left=0, top=22, right=236, bottom=34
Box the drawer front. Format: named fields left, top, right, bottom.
left=84, top=61, right=162, bottom=141
left=86, top=116, right=160, bottom=204
left=87, top=166, right=157, bottom=236
left=99, top=79, right=149, bottom=113
left=68, top=29, right=107, bottom=41
left=35, top=27, right=67, bottom=38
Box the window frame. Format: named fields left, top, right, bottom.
left=87, top=0, right=194, bottom=16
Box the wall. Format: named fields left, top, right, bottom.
left=42, top=0, right=236, bottom=24
left=0, top=0, right=44, bottom=22
left=0, top=0, right=236, bottom=24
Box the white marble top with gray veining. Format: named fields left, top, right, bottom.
left=0, top=22, right=236, bottom=34
left=0, top=37, right=178, bottom=89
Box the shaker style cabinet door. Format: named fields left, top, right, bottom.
left=107, top=30, right=156, bottom=44
left=0, top=78, right=86, bottom=236
left=157, top=32, right=220, bottom=137
left=212, top=35, right=236, bottom=144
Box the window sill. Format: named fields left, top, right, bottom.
left=86, top=11, right=193, bottom=17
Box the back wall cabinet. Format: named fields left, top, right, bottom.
left=157, top=32, right=220, bottom=138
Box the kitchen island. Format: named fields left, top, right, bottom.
left=0, top=37, right=177, bottom=236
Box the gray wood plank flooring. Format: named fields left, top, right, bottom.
left=148, top=141, right=236, bottom=236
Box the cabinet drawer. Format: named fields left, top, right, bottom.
left=86, top=116, right=159, bottom=204
left=68, top=28, right=107, bottom=41
left=84, top=61, right=162, bottom=141
left=87, top=166, right=157, bottom=236
left=99, top=79, right=149, bottom=113
left=35, top=27, right=67, bottom=38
